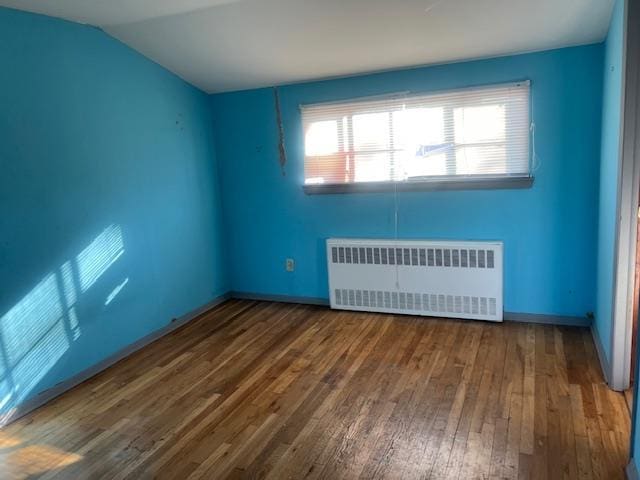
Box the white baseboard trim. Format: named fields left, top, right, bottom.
left=591, top=324, right=613, bottom=387
left=627, top=460, right=639, bottom=480
left=0, top=292, right=231, bottom=427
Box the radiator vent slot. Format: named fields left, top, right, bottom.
left=331, top=245, right=496, bottom=269
left=328, top=239, right=503, bottom=322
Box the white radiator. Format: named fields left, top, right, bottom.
left=327, top=238, right=503, bottom=322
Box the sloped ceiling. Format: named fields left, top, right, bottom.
left=0, top=0, right=615, bottom=93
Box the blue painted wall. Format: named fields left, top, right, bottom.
left=211, top=45, right=603, bottom=318
left=0, top=7, right=227, bottom=418
left=595, top=0, right=626, bottom=367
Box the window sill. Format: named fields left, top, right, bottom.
left=303, top=176, right=534, bottom=195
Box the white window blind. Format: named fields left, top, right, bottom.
left=301, top=81, right=531, bottom=187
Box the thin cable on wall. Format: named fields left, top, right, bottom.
left=273, top=87, right=287, bottom=176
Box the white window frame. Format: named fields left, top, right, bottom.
left=301, top=81, right=534, bottom=194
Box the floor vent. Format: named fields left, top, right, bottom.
left=327, top=239, right=503, bottom=322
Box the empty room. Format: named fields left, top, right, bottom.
left=2, top=0, right=640, bottom=478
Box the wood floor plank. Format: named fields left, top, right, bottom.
left=0, top=301, right=630, bottom=480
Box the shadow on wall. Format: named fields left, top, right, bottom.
left=0, top=224, right=128, bottom=424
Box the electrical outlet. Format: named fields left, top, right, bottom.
left=286, top=258, right=295, bottom=272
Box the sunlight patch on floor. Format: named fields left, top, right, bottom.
left=0, top=443, right=82, bottom=480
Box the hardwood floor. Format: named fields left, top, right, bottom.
left=0, top=300, right=631, bottom=479
left=624, top=388, right=634, bottom=415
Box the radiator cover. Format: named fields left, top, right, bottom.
left=326, top=238, right=503, bottom=322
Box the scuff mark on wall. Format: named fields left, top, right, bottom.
left=274, top=87, right=287, bottom=176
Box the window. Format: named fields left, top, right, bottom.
left=301, top=81, right=532, bottom=193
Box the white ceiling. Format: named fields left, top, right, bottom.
left=1, top=0, right=615, bottom=93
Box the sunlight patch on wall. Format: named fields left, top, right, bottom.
left=0, top=273, right=64, bottom=368
left=60, top=261, right=81, bottom=341
left=9, top=319, right=69, bottom=406
left=60, top=261, right=77, bottom=306
left=105, top=278, right=129, bottom=306
left=0, top=224, right=126, bottom=420
left=67, top=307, right=80, bottom=341
left=77, top=225, right=124, bottom=292
left=0, top=272, right=70, bottom=411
